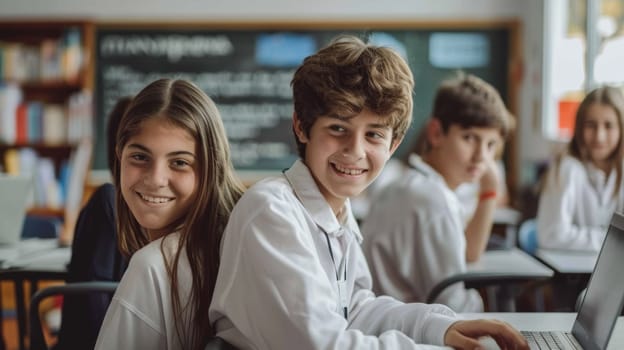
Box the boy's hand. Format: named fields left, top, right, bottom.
left=444, top=319, right=529, bottom=350
left=479, top=159, right=500, bottom=195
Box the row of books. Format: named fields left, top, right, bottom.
left=0, top=83, right=93, bottom=144
left=2, top=137, right=91, bottom=212
left=2, top=147, right=69, bottom=208
left=0, top=27, right=85, bottom=83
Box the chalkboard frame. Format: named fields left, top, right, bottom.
left=93, top=20, right=521, bottom=189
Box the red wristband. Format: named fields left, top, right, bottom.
left=479, top=190, right=497, bottom=201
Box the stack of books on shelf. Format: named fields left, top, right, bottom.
left=2, top=147, right=63, bottom=209
left=0, top=83, right=93, bottom=145
left=0, top=27, right=85, bottom=83
left=1, top=140, right=91, bottom=213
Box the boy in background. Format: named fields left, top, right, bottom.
left=362, top=73, right=513, bottom=312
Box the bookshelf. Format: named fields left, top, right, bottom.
left=0, top=20, right=94, bottom=230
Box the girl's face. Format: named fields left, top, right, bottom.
left=582, top=103, right=621, bottom=166
left=120, top=117, right=198, bottom=240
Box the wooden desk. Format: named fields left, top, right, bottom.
left=428, top=248, right=554, bottom=311
left=461, top=312, right=624, bottom=349
left=0, top=239, right=70, bottom=350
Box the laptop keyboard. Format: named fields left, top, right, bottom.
left=521, top=331, right=582, bottom=350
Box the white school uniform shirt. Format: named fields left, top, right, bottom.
left=95, top=232, right=192, bottom=350
left=209, top=159, right=458, bottom=350
left=351, top=158, right=408, bottom=219
left=361, top=154, right=483, bottom=313
left=537, top=155, right=624, bottom=251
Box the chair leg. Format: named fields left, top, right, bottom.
left=534, top=288, right=545, bottom=312
left=497, top=285, right=516, bottom=312
left=15, top=279, right=26, bottom=350
left=485, top=286, right=499, bottom=312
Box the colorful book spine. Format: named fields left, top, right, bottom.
left=43, top=104, right=66, bottom=144
left=27, top=102, right=43, bottom=143
left=15, top=103, right=28, bottom=144
left=0, top=83, right=22, bottom=144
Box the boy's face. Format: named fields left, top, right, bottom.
left=429, top=123, right=500, bottom=189
left=294, top=109, right=400, bottom=213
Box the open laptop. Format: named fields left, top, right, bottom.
left=522, top=211, right=624, bottom=350
left=0, top=175, right=32, bottom=245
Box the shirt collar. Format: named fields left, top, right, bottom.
left=283, top=160, right=362, bottom=242
left=408, top=153, right=447, bottom=184
left=586, top=161, right=609, bottom=180
left=407, top=153, right=467, bottom=223
left=585, top=161, right=616, bottom=193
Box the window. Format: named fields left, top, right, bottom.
left=544, top=0, right=624, bottom=140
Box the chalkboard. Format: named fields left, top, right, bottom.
left=94, top=23, right=514, bottom=176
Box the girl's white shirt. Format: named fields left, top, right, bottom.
left=209, top=159, right=458, bottom=350
left=537, top=155, right=624, bottom=251
left=361, top=154, right=483, bottom=312
left=95, top=232, right=192, bottom=350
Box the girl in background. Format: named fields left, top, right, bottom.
left=95, top=78, right=244, bottom=349
left=537, top=86, right=624, bottom=251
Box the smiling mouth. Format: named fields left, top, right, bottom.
left=137, top=192, right=174, bottom=204
left=332, top=163, right=366, bottom=176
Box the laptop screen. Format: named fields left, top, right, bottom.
left=572, top=212, right=624, bottom=350
left=0, top=175, right=32, bottom=245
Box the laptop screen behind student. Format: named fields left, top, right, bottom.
left=573, top=212, right=624, bottom=350
left=0, top=175, right=32, bottom=245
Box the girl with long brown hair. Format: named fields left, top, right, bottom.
left=96, top=78, right=244, bottom=349
left=537, top=86, right=624, bottom=251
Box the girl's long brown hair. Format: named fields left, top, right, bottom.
left=113, top=78, right=245, bottom=349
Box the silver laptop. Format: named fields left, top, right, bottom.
left=522, top=212, right=624, bottom=350
left=0, top=175, right=32, bottom=245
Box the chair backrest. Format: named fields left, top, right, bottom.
left=29, top=281, right=119, bottom=350
left=517, top=218, right=538, bottom=255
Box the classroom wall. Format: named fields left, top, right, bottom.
left=0, top=0, right=524, bottom=19
left=0, top=0, right=554, bottom=185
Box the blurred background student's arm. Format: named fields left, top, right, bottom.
left=464, top=158, right=500, bottom=262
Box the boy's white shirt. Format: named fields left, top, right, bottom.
left=537, top=154, right=624, bottom=251
left=209, top=159, right=458, bottom=350
left=361, top=154, right=484, bottom=312
left=95, top=232, right=192, bottom=350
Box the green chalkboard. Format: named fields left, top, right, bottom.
left=93, top=23, right=513, bottom=175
